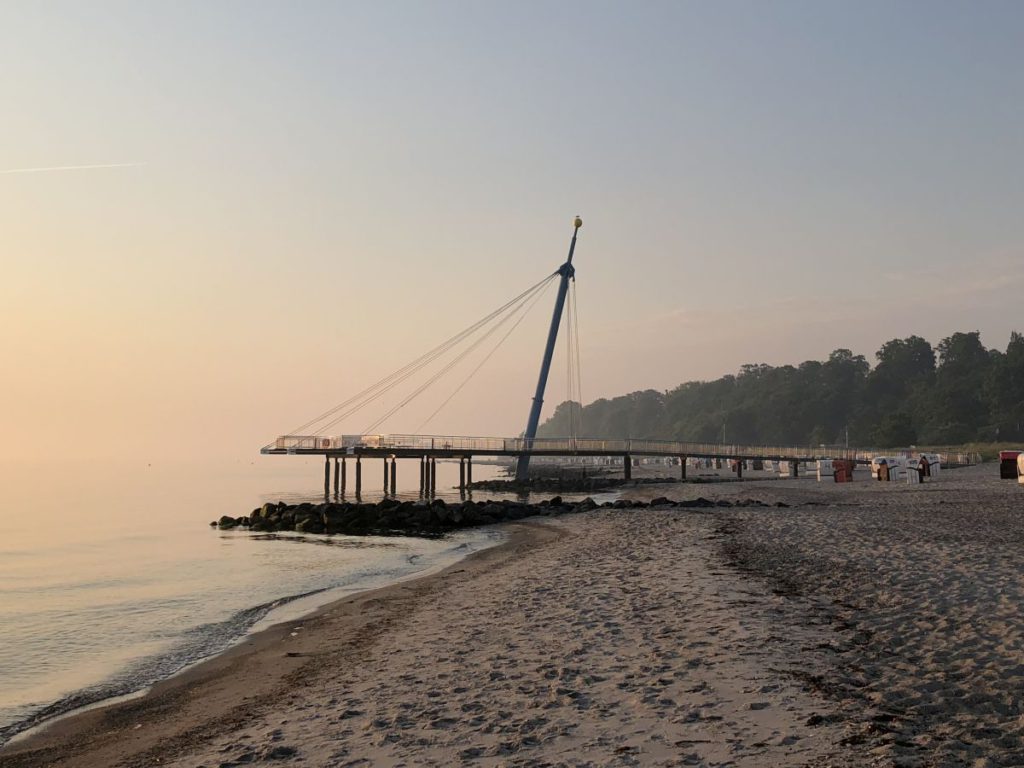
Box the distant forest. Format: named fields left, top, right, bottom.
left=537, top=331, right=1024, bottom=448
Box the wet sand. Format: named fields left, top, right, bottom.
left=3, top=463, right=1019, bottom=767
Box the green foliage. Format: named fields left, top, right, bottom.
left=872, top=411, right=918, bottom=448
left=536, top=331, right=1024, bottom=448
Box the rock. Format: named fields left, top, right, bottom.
left=217, top=515, right=238, bottom=529
left=679, top=497, right=715, bottom=508
left=649, top=497, right=673, bottom=507
left=574, top=497, right=598, bottom=513
left=253, top=502, right=277, bottom=521
left=295, top=517, right=324, bottom=534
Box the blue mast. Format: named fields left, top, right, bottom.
left=515, top=216, right=582, bottom=482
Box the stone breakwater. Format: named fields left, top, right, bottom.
left=211, top=496, right=788, bottom=536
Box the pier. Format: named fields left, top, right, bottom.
left=260, top=218, right=977, bottom=494
left=261, top=433, right=979, bottom=496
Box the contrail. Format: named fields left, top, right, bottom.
left=0, top=162, right=145, bottom=175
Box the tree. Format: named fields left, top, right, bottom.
left=925, top=331, right=991, bottom=439
left=537, top=330, right=1003, bottom=447
left=872, top=411, right=917, bottom=448
left=984, top=332, right=1024, bottom=440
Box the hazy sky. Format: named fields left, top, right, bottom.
left=3, top=1, right=1023, bottom=463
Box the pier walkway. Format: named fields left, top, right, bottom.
left=262, top=433, right=979, bottom=496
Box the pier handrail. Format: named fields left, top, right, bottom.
left=262, top=433, right=983, bottom=465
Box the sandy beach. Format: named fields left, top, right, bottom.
left=4, top=463, right=1022, bottom=767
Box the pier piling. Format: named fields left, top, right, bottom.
left=680, top=456, right=687, bottom=480
left=355, top=456, right=362, bottom=497
left=340, top=457, right=347, bottom=495
left=324, top=456, right=330, bottom=496
left=333, top=457, right=340, bottom=496
left=390, top=457, right=397, bottom=495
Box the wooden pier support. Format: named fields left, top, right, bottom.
left=383, top=457, right=389, bottom=492
left=419, top=456, right=426, bottom=495
left=735, top=459, right=743, bottom=479
left=466, top=456, right=472, bottom=486
left=333, top=458, right=340, bottom=496
left=340, top=457, right=347, bottom=495
left=459, top=457, right=466, bottom=489
left=355, top=456, right=362, bottom=497
left=324, top=456, right=330, bottom=496
left=390, top=457, right=397, bottom=495
left=680, top=456, right=687, bottom=480
left=624, top=455, right=632, bottom=481
left=790, top=460, right=799, bottom=478
left=429, top=457, right=437, bottom=495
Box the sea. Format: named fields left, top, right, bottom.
left=0, top=455, right=531, bottom=746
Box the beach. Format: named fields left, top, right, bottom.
left=3, top=463, right=1021, bottom=767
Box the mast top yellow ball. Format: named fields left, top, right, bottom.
left=574, top=216, right=583, bottom=229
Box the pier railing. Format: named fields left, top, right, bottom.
left=268, top=434, right=871, bottom=461
left=263, top=434, right=979, bottom=466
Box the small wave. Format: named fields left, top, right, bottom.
left=0, top=587, right=328, bottom=748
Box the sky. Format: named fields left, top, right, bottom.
left=2, top=0, right=1023, bottom=464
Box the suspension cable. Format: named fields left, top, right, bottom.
left=361, top=274, right=558, bottom=433
left=321, top=273, right=557, bottom=436
left=415, top=277, right=555, bottom=433
left=565, top=279, right=576, bottom=439
left=287, top=271, right=557, bottom=436
left=571, top=278, right=583, bottom=435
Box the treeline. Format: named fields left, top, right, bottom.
left=537, top=331, right=1024, bottom=448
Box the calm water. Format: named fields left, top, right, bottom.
left=0, top=456, right=518, bottom=745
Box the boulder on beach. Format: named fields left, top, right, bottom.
left=574, top=497, right=598, bottom=513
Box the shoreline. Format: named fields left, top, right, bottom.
left=0, top=528, right=504, bottom=752
left=0, top=523, right=549, bottom=768
left=6, top=466, right=1011, bottom=766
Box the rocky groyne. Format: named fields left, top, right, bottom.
left=212, top=496, right=787, bottom=536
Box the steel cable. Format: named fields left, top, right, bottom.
left=286, top=271, right=557, bottom=436
left=362, top=276, right=557, bottom=434
left=316, top=273, right=557, bottom=436
left=414, top=277, right=556, bottom=433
